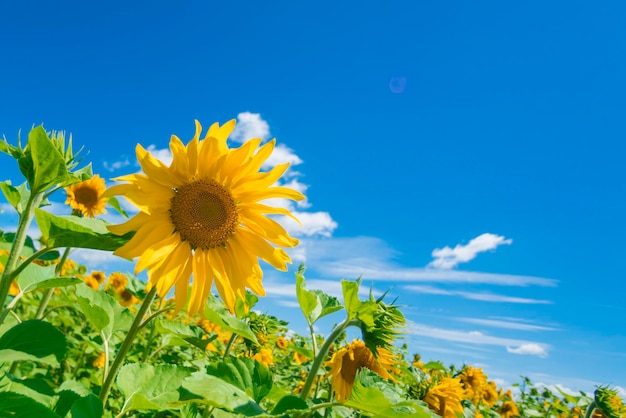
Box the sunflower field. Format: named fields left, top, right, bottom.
left=0, top=122, right=624, bottom=418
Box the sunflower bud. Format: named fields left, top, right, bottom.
left=595, top=387, right=626, bottom=418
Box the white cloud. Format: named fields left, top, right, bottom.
left=277, top=211, right=338, bottom=238
left=103, top=158, right=131, bottom=172
left=455, top=317, right=558, bottom=331
left=145, top=145, right=173, bottom=166
left=507, top=343, right=549, bottom=358
left=71, top=248, right=135, bottom=272
left=406, top=321, right=550, bottom=358
left=405, top=284, right=551, bottom=304
left=229, top=112, right=270, bottom=143
left=262, top=143, right=303, bottom=169
left=429, top=233, right=513, bottom=269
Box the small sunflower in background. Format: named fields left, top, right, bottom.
left=459, top=365, right=488, bottom=405
left=498, top=400, right=521, bottom=418
left=65, top=174, right=108, bottom=218
left=105, top=120, right=304, bottom=314
left=423, top=377, right=466, bottom=418
left=327, top=339, right=398, bottom=402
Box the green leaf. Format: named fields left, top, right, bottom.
left=29, top=126, right=69, bottom=193
left=0, top=320, right=67, bottom=364
left=0, top=181, right=30, bottom=214
left=271, top=395, right=309, bottom=415
left=341, top=279, right=362, bottom=320
left=16, top=262, right=82, bottom=293
left=55, top=380, right=92, bottom=417
left=295, top=267, right=343, bottom=326
left=156, top=318, right=215, bottom=351
left=35, top=209, right=134, bottom=251
left=117, top=363, right=193, bottom=412
left=70, top=394, right=103, bottom=418
left=75, top=283, right=133, bottom=340
left=0, top=392, right=62, bottom=418
left=107, top=196, right=128, bottom=218
left=207, top=357, right=273, bottom=403
left=179, top=372, right=265, bottom=416
left=343, top=370, right=437, bottom=418
left=204, top=294, right=258, bottom=344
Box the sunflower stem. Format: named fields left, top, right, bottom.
left=299, top=318, right=361, bottom=400
left=223, top=333, right=238, bottom=359
left=0, top=193, right=43, bottom=326
left=584, top=401, right=598, bottom=418
left=99, top=286, right=158, bottom=405
left=35, top=247, right=71, bottom=319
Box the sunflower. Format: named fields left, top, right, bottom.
left=327, top=340, right=397, bottom=402
left=275, top=336, right=288, bottom=349
left=65, top=174, right=108, bottom=218
left=423, top=377, right=466, bottom=418
left=498, top=400, right=520, bottom=418
left=482, top=381, right=498, bottom=407
left=252, top=348, right=274, bottom=368
left=107, top=272, right=128, bottom=293
left=595, top=387, right=626, bottom=418
left=105, top=120, right=303, bottom=314
left=92, top=352, right=106, bottom=369
left=459, top=365, right=488, bottom=405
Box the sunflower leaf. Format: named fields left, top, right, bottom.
left=35, top=209, right=134, bottom=251
left=204, top=294, right=258, bottom=344
left=0, top=181, right=29, bottom=214
left=0, top=320, right=67, bottom=365
left=75, top=283, right=133, bottom=340
left=16, top=262, right=82, bottom=293
left=344, top=370, right=437, bottom=418
left=207, top=357, right=273, bottom=403
left=116, top=363, right=193, bottom=413
left=341, top=279, right=362, bottom=320
left=0, top=392, right=62, bottom=418
left=28, top=126, right=69, bottom=193
left=296, top=266, right=343, bottom=326
left=178, top=372, right=265, bottom=416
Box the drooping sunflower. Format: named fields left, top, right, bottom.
left=423, top=377, right=466, bottom=418
left=459, top=365, right=488, bottom=405
left=327, top=340, right=397, bottom=402
left=65, top=174, right=108, bottom=218
left=595, top=387, right=626, bottom=418
left=105, top=120, right=304, bottom=314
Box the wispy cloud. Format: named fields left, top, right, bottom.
left=454, top=317, right=558, bottom=331
left=428, top=233, right=512, bottom=269
left=404, top=285, right=552, bottom=304
left=406, top=321, right=550, bottom=358
left=301, top=236, right=556, bottom=287
left=145, top=145, right=173, bottom=166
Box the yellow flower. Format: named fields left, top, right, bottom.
left=423, top=377, right=466, bottom=418
left=83, top=275, right=100, bottom=290
left=107, top=272, right=127, bottom=293
left=105, top=120, right=304, bottom=314
left=8, top=280, right=20, bottom=296
left=482, top=381, right=498, bottom=407
left=252, top=348, right=274, bottom=368
left=498, top=400, right=520, bottom=418
left=293, top=351, right=309, bottom=365
left=275, top=336, right=288, bottom=349
left=59, top=259, right=78, bottom=276
left=459, top=366, right=488, bottom=405
left=65, top=175, right=108, bottom=218
left=118, top=289, right=140, bottom=307
left=92, top=352, right=106, bottom=369
left=90, top=271, right=106, bottom=284
left=327, top=340, right=397, bottom=402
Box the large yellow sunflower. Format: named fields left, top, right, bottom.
left=65, top=174, right=108, bottom=218
left=327, top=340, right=397, bottom=402
left=105, top=120, right=304, bottom=314
left=423, top=377, right=466, bottom=418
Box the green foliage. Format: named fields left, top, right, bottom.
left=0, top=320, right=66, bottom=365
left=203, top=294, right=258, bottom=343
left=207, top=357, right=273, bottom=403
left=35, top=209, right=133, bottom=251
left=296, top=265, right=343, bottom=326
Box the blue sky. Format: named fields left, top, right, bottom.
left=1, top=1, right=625, bottom=395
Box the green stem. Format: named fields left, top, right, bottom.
left=223, top=333, right=238, bottom=359
left=0, top=193, right=42, bottom=324
left=584, top=401, right=598, bottom=418
left=299, top=318, right=361, bottom=400
left=99, top=286, right=158, bottom=405
left=35, top=247, right=71, bottom=319
left=140, top=319, right=158, bottom=362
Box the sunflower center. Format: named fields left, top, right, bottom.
left=170, top=179, right=238, bottom=249
left=74, top=186, right=99, bottom=207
